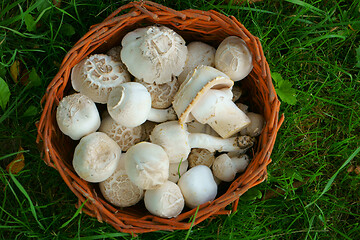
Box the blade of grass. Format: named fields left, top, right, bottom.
left=306, top=146, right=360, bottom=208
left=60, top=199, right=88, bottom=229
left=9, top=172, right=45, bottom=230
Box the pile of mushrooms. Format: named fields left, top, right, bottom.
left=56, top=25, right=265, bottom=218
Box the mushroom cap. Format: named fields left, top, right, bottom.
left=215, top=36, right=253, bottom=81
left=144, top=181, right=184, bottom=218
left=98, top=112, right=143, bottom=151
left=73, top=132, right=121, bottom=183
left=99, top=155, right=144, bottom=207
left=240, top=112, right=265, bottom=137
left=150, top=121, right=190, bottom=163
left=71, top=54, right=131, bottom=103
left=172, top=65, right=233, bottom=124
left=135, top=76, right=179, bottom=109
left=56, top=93, right=100, bottom=140
left=106, top=46, right=123, bottom=62
left=168, top=160, right=188, bottom=183
left=212, top=154, right=236, bottom=182
left=107, top=82, right=151, bottom=128
left=178, top=41, right=216, bottom=84
left=187, top=148, right=215, bottom=168
left=121, top=25, right=187, bottom=84
left=178, top=165, right=217, bottom=209
left=212, top=153, right=249, bottom=182
left=124, top=142, right=169, bottom=189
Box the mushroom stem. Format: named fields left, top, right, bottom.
left=212, top=153, right=249, bottom=182
left=191, top=89, right=250, bottom=138
left=188, top=133, right=254, bottom=152
left=147, top=107, right=177, bottom=123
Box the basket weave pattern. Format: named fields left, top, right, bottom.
left=36, top=1, right=284, bottom=234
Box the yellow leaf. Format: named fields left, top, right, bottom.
left=10, top=60, right=20, bottom=83
left=6, top=147, right=25, bottom=174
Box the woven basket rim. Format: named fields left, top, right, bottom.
left=36, top=0, right=284, bottom=234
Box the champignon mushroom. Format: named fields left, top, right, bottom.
left=124, top=142, right=169, bottom=189
left=144, top=181, right=184, bottom=218
left=168, top=160, right=188, bottom=183
left=240, top=112, right=265, bottom=137
left=71, top=54, right=131, bottom=103
left=215, top=36, right=253, bottom=81
left=99, top=154, right=144, bottom=207
left=150, top=121, right=255, bottom=163
left=107, top=82, right=177, bottom=128
left=187, top=148, right=215, bottom=168
left=121, top=25, right=187, bottom=84
left=56, top=93, right=101, bottom=140
left=98, top=112, right=143, bottom=151
left=73, top=132, right=121, bottom=183
left=178, top=41, right=216, bottom=84
left=178, top=165, right=217, bottom=209
left=135, top=76, right=179, bottom=109
left=212, top=153, right=249, bottom=182
left=173, top=65, right=250, bottom=138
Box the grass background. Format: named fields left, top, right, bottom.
left=1, top=0, right=359, bottom=239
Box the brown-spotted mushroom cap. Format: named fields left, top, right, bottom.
left=98, top=112, right=143, bottom=151
left=99, top=154, right=144, bottom=207
left=121, top=25, right=187, bottom=84
left=135, top=76, right=179, bottom=109
left=178, top=41, right=216, bottom=84
left=56, top=93, right=100, bottom=140
left=73, top=132, right=121, bottom=183
left=188, top=148, right=215, bottom=168
left=215, top=36, right=253, bottom=81
left=71, top=54, right=131, bottom=103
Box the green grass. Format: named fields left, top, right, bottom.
left=1, top=0, right=359, bottom=239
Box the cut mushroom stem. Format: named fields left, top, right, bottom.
left=147, top=107, right=177, bottom=123
left=188, top=133, right=254, bottom=152
left=191, top=89, right=251, bottom=138
left=212, top=153, right=249, bottom=182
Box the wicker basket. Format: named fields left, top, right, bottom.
left=36, top=1, right=284, bottom=234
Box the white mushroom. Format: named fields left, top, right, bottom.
left=178, top=41, right=216, bottom=84
left=121, top=25, right=187, bottom=84
left=168, top=160, right=188, bottom=183
left=240, top=112, right=265, bottom=137
left=178, top=165, right=217, bottom=209
left=135, top=76, right=179, bottom=109
left=150, top=121, right=255, bottom=163
left=99, top=154, right=144, bottom=207
left=212, top=153, right=249, bottom=182
left=124, top=142, right=169, bottom=189
left=190, top=88, right=251, bottom=138
left=144, top=181, right=184, bottom=218
left=71, top=54, right=131, bottom=103
left=187, top=148, right=215, bottom=168
left=107, top=82, right=177, bottom=128
left=215, top=36, right=253, bottom=81
left=73, top=132, right=121, bottom=183
left=173, top=65, right=250, bottom=138
left=56, top=93, right=100, bottom=140
left=98, top=112, right=143, bottom=151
